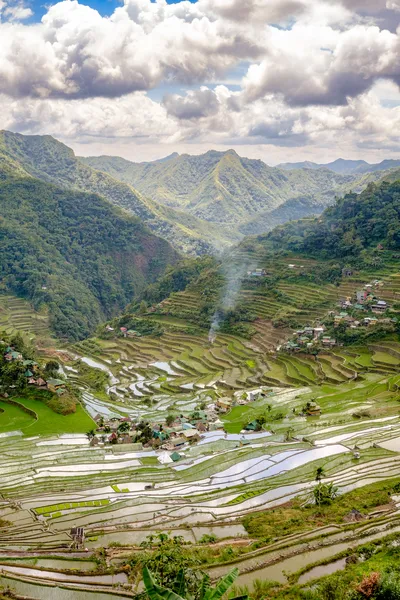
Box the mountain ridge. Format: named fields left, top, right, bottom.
left=278, top=157, right=400, bottom=174
left=81, top=149, right=393, bottom=237
left=0, top=131, right=227, bottom=255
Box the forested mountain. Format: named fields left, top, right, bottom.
left=279, top=157, right=400, bottom=174
left=0, top=131, right=229, bottom=254
left=81, top=150, right=389, bottom=238
left=0, top=164, right=178, bottom=340
left=252, top=179, right=400, bottom=259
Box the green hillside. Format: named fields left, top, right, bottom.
left=105, top=176, right=400, bottom=353
left=82, top=150, right=390, bottom=238
left=0, top=171, right=178, bottom=340
left=260, top=179, right=400, bottom=258
left=0, top=130, right=233, bottom=254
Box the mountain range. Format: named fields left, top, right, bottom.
left=1, top=128, right=400, bottom=341
left=278, top=158, right=400, bottom=175
left=1, top=131, right=396, bottom=255
left=0, top=131, right=223, bottom=255
left=81, top=150, right=394, bottom=239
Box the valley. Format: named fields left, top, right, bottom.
left=2, top=246, right=400, bottom=598
left=82, top=150, right=393, bottom=242
left=1, top=136, right=400, bottom=600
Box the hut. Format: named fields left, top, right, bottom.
left=304, top=401, right=321, bottom=416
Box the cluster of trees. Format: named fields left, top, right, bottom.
left=0, top=332, right=35, bottom=390
left=127, top=530, right=400, bottom=600
left=127, top=534, right=244, bottom=600
left=106, top=315, right=164, bottom=338
left=0, top=331, right=76, bottom=414
left=265, top=180, right=400, bottom=258
left=133, top=257, right=217, bottom=308
left=0, top=175, right=177, bottom=341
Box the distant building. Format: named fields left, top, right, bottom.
left=304, top=401, right=321, bottom=416
left=247, top=268, right=267, bottom=277
left=216, top=397, right=231, bottom=412
left=372, top=300, right=388, bottom=313
left=321, top=336, right=336, bottom=347
left=356, top=290, right=368, bottom=303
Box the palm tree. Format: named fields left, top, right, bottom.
left=313, top=482, right=338, bottom=506
left=143, top=566, right=246, bottom=600
left=86, top=429, right=96, bottom=441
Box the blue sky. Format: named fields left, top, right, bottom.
left=29, top=0, right=195, bottom=22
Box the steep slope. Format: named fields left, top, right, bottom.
left=82, top=150, right=389, bottom=234
left=0, top=165, right=179, bottom=340
left=0, top=131, right=231, bottom=254
left=254, top=178, right=400, bottom=257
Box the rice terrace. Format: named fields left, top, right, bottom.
left=2, top=232, right=400, bottom=600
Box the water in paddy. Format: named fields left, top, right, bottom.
left=193, top=524, right=248, bottom=540
left=229, top=523, right=400, bottom=588
left=198, top=431, right=271, bottom=445
left=0, top=430, right=22, bottom=438
left=173, top=456, right=212, bottom=470
left=314, top=424, right=396, bottom=445
left=80, top=357, right=119, bottom=385
left=87, top=528, right=196, bottom=547
left=0, top=565, right=128, bottom=584
left=0, top=558, right=96, bottom=571
left=82, top=394, right=121, bottom=418
left=379, top=436, right=400, bottom=452
left=298, top=557, right=347, bottom=584
left=210, top=445, right=348, bottom=486
left=150, top=361, right=178, bottom=375
left=0, top=576, right=130, bottom=600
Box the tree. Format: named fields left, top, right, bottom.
left=86, top=429, right=96, bottom=441
left=256, top=416, right=267, bottom=430
left=135, top=421, right=153, bottom=444
left=118, top=421, right=131, bottom=433
left=166, top=414, right=176, bottom=427
left=132, top=534, right=200, bottom=596
left=44, top=360, right=60, bottom=375
left=313, top=482, right=338, bottom=506
left=315, top=466, right=325, bottom=481
left=284, top=427, right=294, bottom=442
left=142, top=566, right=244, bottom=600
left=138, top=300, right=148, bottom=315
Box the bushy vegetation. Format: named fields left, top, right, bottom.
left=72, top=360, right=109, bottom=392
left=133, top=256, right=217, bottom=307
left=0, top=174, right=177, bottom=340
left=278, top=539, right=400, bottom=600
left=265, top=180, right=400, bottom=258
left=242, top=478, right=398, bottom=540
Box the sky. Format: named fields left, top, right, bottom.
left=0, top=0, right=400, bottom=164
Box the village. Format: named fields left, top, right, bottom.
left=88, top=386, right=282, bottom=460
left=279, top=279, right=398, bottom=353
left=1, top=341, right=67, bottom=396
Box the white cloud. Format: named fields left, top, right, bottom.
left=0, top=0, right=399, bottom=161
left=387, top=0, right=400, bottom=10
left=0, top=0, right=32, bottom=21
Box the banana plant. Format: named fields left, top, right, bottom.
left=143, top=566, right=248, bottom=600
